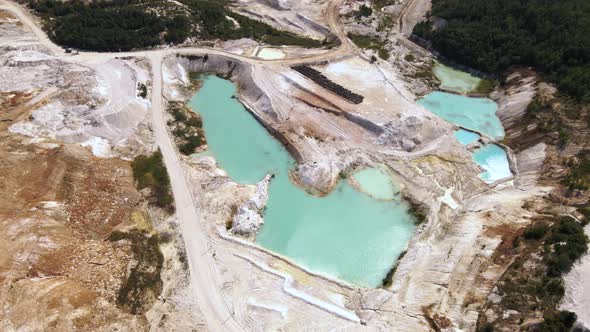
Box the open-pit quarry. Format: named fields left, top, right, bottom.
left=1, top=0, right=588, bottom=331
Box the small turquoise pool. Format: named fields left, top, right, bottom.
left=419, top=90, right=512, bottom=183
left=418, top=91, right=504, bottom=140
left=351, top=167, right=399, bottom=200
left=454, top=129, right=480, bottom=145
left=189, top=76, right=417, bottom=287
left=472, top=144, right=512, bottom=183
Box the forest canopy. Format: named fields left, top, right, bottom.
left=29, top=0, right=327, bottom=51
left=413, top=0, right=590, bottom=102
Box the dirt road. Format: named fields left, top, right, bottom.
left=149, top=54, right=244, bottom=331
left=0, top=0, right=352, bottom=66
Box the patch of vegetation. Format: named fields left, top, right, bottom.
left=472, top=79, right=497, bottom=95
left=413, top=64, right=437, bottom=83
left=354, top=5, right=372, bottom=19
left=404, top=53, right=415, bottom=62
left=564, top=151, right=590, bottom=191
left=538, top=310, right=578, bottom=331
left=544, top=217, right=589, bottom=277
left=137, top=82, right=147, bottom=99
left=179, top=0, right=332, bottom=48
left=381, top=250, right=406, bottom=288
left=525, top=97, right=552, bottom=117
left=31, top=0, right=186, bottom=51
left=523, top=222, right=548, bottom=240
left=377, top=15, right=395, bottom=32
left=413, top=0, right=590, bottom=103
left=109, top=230, right=164, bottom=314
left=167, top=102, right=206, bottom=155
left=29, top=0, right=329, bottom=51
left=372, top=0, right=396, bottom=11
left=579, top=207, right=590, bottom=226
left=347, top=33, right=390, bottom=60
left=476, top=323, right=495, bottom=332
left=406, top=197, right=428, bottom=226
left=480, top=216, right=588, bottom=329
left=131, top=150, right=174, bottom=213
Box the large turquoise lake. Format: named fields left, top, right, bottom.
left=189, top=76, right=416, bottom=287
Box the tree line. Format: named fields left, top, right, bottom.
left=413, top=0, right=590, bottom=102
left=29, top=0, right=328, bottom=52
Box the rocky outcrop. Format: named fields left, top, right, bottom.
left=491, top=70, right=537, bottom=141
left=174, top=54, right=277, bottom=120
left=377, top=116, right=423, bottom=152
left=231, top=174, right=273, bottom=238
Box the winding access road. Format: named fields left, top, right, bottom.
left=0, top=0, right=352, bottom=331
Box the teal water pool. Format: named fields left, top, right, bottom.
left=189, top=76, right=417, bottom=287
left=472, top=144, right=512, bottom=183
left=418, top=90, right=512, bottom=183
left=433, top=61, right=481, bottom=94
left=351, top=167, right=399, bottom=200
left=418, top=91, right=504, bottom=140
left=454, top=128, right=480, bottom=145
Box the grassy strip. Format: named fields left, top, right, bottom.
left=131, top=151, right=174, bottom=213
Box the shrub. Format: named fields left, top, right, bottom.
left=524, top=222, right=549, bottom=240
left=537, top=311, right=577, bottom=331
left=477, top=322, right=494, bottom=332
left=167, top=103, right=206, bottom=155
left=355, top=5, right=372, bottom=18
left=404, top=53, right=416, bottom=62
left=545, top=218, right=589, bottom=277
left=378, top=48, right=390, bottom=60
left=473, top=79, right=497, bottom=95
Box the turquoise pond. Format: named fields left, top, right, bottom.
left=418, top=91, right=512, bottom=183
left=454, top=128, right=480, bottom=145
left=418, top=91, right=505, bottom=140
left=189, top=76, right=416, bottom=287
left=472, top=144, right=512, bottom=183
left=352, top=167, right=399, bottom=200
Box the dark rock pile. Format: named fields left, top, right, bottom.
left=291, top=65, right=364, bottom=104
